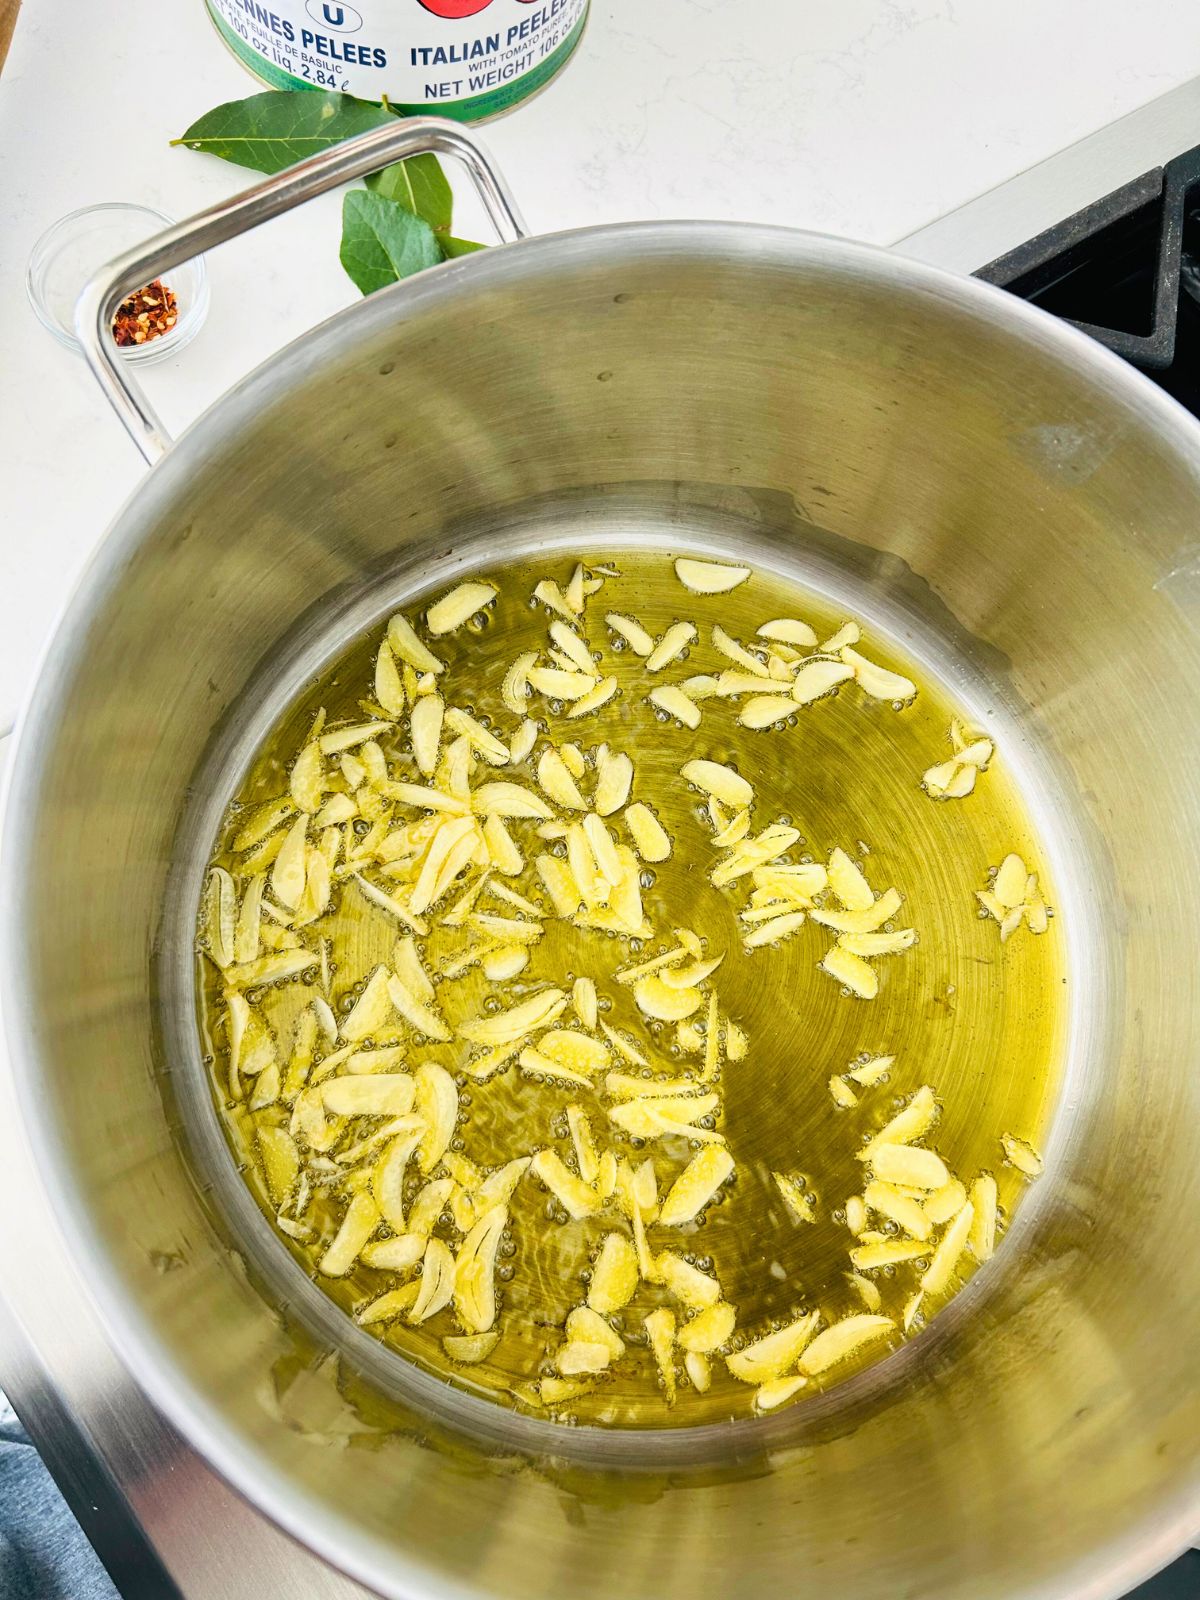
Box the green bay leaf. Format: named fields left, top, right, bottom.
left=173, top=89, right=397, bottom=175
left=366, top=154, right=453, bottom=235
left=340, top=190, right=442, bottom=296
left=441, top=236, right=487, bottom=259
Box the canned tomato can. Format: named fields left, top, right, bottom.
left=205, top=0, right=590, bottom=121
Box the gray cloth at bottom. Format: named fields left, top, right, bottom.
left=0, top=1397, right=118, bottom=1600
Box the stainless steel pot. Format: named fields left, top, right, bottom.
left=4, top=117, right=1200, bottom=1600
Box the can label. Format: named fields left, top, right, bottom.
left=206, top=0, right=589, bottom=120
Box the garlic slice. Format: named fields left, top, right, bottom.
left=454, top=1204, right=507, bottom=1333
left=606, top=612, right=655, bottom=656
left=866, top=1144, right=949, bottom=1190
left=444, top=708, right=509, bottom=765
left=838, top=929, right=916, bottom=956
left=535, top=747, right=584, bottom=810
left=643, top=1308, right=677, bottom=1403
left=593, top=749, right=633, bottom=816
left=567, top=676, right=618, bottom=718
left=387, top=612, right=444, bottom=674
left=864, top=1180, right=932, bottom=1240
left=791, top=659, right=854, bottom=705
left=459, top=988, right=567, bottom=1047
left=819, top=945, right=878, bottom=999
left=572, top=976, right=598, bottom=1029
left=413, top=1063, right=457, bottom=1172
left=443, top=1331, right=500, bottom=1365
left=677, top=1301, right=736, bottom=1353
left=773, top=1172, right=816, bottom=1224
left=860, top=1085, right=937, bottom=1155
left=840, top=646, right=916, bottom=703
left=738, top=695, right=795, bottom=729
left=319, top=1190, right=379, bottom=1277
left=799, top=1314, right=892, bottom=1376
left=810, top=888, right=902, bottom=934
left=993, top=853, right=1029, bottom=909
left=408, top=1238, right=456, bottom=1322
left=426, top=581, right=497, bottom=636
left=849, top=1238, right=927, bottom=1270
left=659, top=1146, right=734, bottom=1226
left=529, top=1150, right=601, bottom=1218
left=624, top=802, right=672, bottom=862
left=648, top=685, right=701, bottom=728
left=674, top=558, right=751, bottom=594
left=588, top=1233, right=639, bottom=1313
left=634, top=974, right=703, bottom=1021
left=726, top=1312, right=820, bottom=1384
left=1001, top=1132, right=1044, bottom=1176
left=757, top=618, right=818, bottom=647
left=921, top=1202, right=975, bottom=1297
left=680, top=759, right=753, bottom=809
left=755, top=1375, right=807, bottom=1410
left=685, top=1351, right=712, bottom=1392
left=968, top=1173, right=998, bottom=1261
left=527, top=667, right=597, bottom=701
left=645, top=621, right=697, bottom=673
left=655, top=1251, right=722, bottom=1309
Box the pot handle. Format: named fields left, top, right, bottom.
left=74, top=117, right=528, bottom=465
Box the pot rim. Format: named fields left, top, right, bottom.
left=5, top=218, right=1200, bottom=1600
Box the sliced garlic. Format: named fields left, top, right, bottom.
left=921, top=1201, right=975, bottom=1298
left=566, top=1105, right=600, bottom=1185
left=845, top=1195, right=867, bottom=1235
left=555, top=1343, right=612, bottom=1379
left=588, top=1233, right=639, bottom=1313
left=840, top=646, right=916, bottom=703
left=829, top=1074, right=858, bottom=1109
left=810, top=888, right=902, bottom=934
left=755, top=1375, right=807, bottom=1411
left=459, top=987, right=566, bottom=1047
left=444, top=708, right=508, bottom=766
left=648, top=684, right=701, bottom=728
left=846, top=1054, right=894, bottom=1087
left=605, top=612, right=655, bottom=656
left=567, top=676, right=618, bottom=718
left=454, top=1204, right=507, bottom=1333
left=571, top=975, right=598, bottom=1029
left=677, top=1301, right=736, bottom=1353
left=827, top=847, right=874, bottom=910
left=846, top=1271, right=882, bottom=1312
left=643, top=1308, right=677, bottom=1403
left=624, top=802, right=672, bottom=862
left=387, top=612, right=444, bottom=674
left=712, top=625, right=770, bottom=677
left=685, top=1350, right=712, bottom=1393
left=849, top=1237, right=928, bottom=1271
left=527, top=667, right=597, bottom=701
left=659, top=1146, right=734, bottom=1226
left=800, top=1314, right=892, bottom=1376
left=407, top=1238, right=456, bottom=1323
left=866, top=1144, right=949, bottom=1190
left=443, top=1331, right=500, bottom=1365
left=738, top=695, right=795, bottom=729
left=1001, top=1132, right=1044, bottom=1176
left=634, top=974, right=703, bottom=1021
left=655, top=1251, right=722, bottom=1309
left=319, top=1190, right=379, bottom=1277
left=680, top=758, right=754, bottom=809
left=645, top=621, right=697, bottom=673
left=529, top=1150, right=601, bottom=1219
left=319, top=721, right=392, bottom=755
left=674, top=557, right=751, bottom=594
left=593, top=749, right=634, bottom=816
left=597, top=1020, right=649, bottom=1068
left=993, top=853, right=1029, bottom=909
left=791, top=658, right=855, bottom=705
left=539, top=1029, right=608, bottom=1075
left=923, top=1177, right=967, bottom=1227
left=726, top=1312, right=820, bottom=1384
left=864, top=1180, right=933, bottom=1241
left=426, top=581, right=497, bottom=636
left=968, top=1173, right=998, bottom=1261
left=819, top=945, right=878, bottom=999
left=838, top=928, right=916, bottom=957
left=340, top=965, right=394, bottom=1043
left=758, top=618, right=818, bottom=647
left=773, top=1172, right=816, bottom=1224
left=861, top=1085, right=937, bottom=1155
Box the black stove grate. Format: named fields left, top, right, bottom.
left=977, top=143, right=1200, bottom=417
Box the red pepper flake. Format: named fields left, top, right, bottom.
left=111, top=279, right=179, bottom=348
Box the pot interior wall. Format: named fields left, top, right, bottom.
left=6, top=226, right=1200, bottom=1600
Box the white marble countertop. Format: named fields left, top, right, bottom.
left=2, top=0, right=1199, bottom=731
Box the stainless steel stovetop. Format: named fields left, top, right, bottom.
left=5, top=75, right=1200, bottom=1600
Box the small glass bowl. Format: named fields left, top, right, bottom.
left=26, top=202, right=209, bottom=366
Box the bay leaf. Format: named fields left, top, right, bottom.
left=441, top=236, right=487, bottom=259
left=367, top=155, right=453, bottom=235
left=340, top=190, right=441, bottom=296
left=173, top=89, right=398, bottom=175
